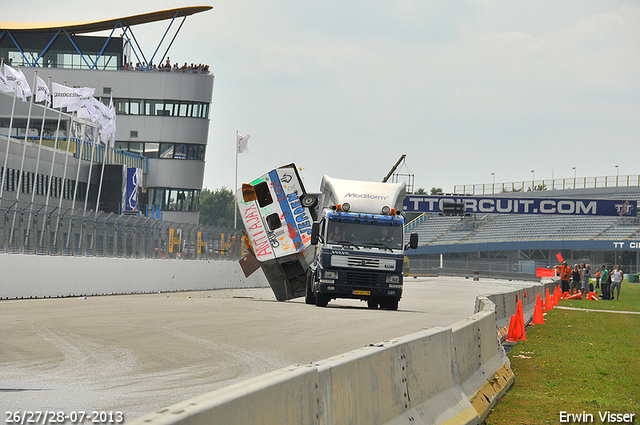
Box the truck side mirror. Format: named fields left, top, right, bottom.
left=242, top=183, right=257, bottom=202
left=409, top=233, right=418, bottom=250
left=311, top=222, right=320, bottom=245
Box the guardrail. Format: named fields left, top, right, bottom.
left=454, top=174, right=640, bottom=195
left=3, top=134, right=149, bottom=174
left=129, top=279, right=555, bottom=425
left=0, top=202, right=244, bottom=259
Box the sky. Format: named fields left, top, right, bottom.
left=3, top=1, right=639, bottom=194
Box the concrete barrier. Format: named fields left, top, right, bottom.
left=130, top=280, right=553, bottom=425
left=0, top=254, right=268, bottom=299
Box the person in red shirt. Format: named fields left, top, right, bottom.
left=555, top=261, right=572, bottom=293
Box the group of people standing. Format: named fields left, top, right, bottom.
left=556, top=261, right=624, bottom=301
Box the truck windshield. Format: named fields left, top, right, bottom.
left=327, top=220, right=404, bottom=250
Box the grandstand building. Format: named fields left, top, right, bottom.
left=0, top=6, right=213, bottom=224
left=405, top=181, right=640, bottom=278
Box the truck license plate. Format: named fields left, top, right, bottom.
left=353, top=290, right=370, bottom=296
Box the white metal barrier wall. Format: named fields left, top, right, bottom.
left=0, top=254, right=268, bottom=299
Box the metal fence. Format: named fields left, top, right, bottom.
left=407, top=257, right=639, bottom=279
left=454, top=174, right=640, bottom=195
left=0, top=202, right=245, bottom=260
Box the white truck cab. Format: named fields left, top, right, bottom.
left=307, top=176, right=418, bottom=309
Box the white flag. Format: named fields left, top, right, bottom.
left=237, top=133, right=250, bottom=154
left=76, top=102, right=97, bottom=121
left=107, top=97, right=116, bottom=148
left=0, top=70, right=10, bottom=93
left=3, top=65, right=32, bottom=102
left=35, top=76, right=50, bottom=105
left=52, top=82, right=95, bottom=110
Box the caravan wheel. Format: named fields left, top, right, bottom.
left=300, top=194, right=318, bottom=209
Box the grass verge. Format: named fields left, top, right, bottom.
left=484, top=283, right=640, bottom=424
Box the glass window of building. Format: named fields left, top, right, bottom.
left=144, top=142, right=159, bottom=158
left=115, top=141, right=128, bottom=151
left=178, top=103, right=188, bottom=117
left=115, top=99, right=128, bottom=114
left=159, top=143, right=174, bottom=159
left=129, top=142, right=143, bottom=156
left=129, top=99, right=144, bottom=115
left=174, top=144, right=187, bottom=159
left=187, top=144, right=198, bottom=160
left=165, top=101, right=178, bottom=117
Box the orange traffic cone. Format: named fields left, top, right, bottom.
left=507, top=300, right=527, bottom=342
left=532, top=294, right=544, bottom=325
left=556, top=286, right=562, bottom=304
left=545, top=288, right=553, bottom=312
left=506, top=314, right=516, bottom=340
left=587, top=292, right=598, bottom=301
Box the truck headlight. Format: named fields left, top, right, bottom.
left=386, top=275, right=400, bottom=284
left=324, top=270, right=338, bottom=279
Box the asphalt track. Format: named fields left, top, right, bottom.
left=0, top=276, right=533, bottom=420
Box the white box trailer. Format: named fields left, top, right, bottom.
left=236, top=163, right=319, bottom=301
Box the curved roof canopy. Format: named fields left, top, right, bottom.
left=0, top=6, right=212, bottom=34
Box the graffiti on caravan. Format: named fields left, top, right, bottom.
left=403, top=196, right=637, bottom=217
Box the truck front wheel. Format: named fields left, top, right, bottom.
left=305, top=271, right=316, bottom=305
left=315, top=293, right=330, bottom=307
left=381, top=298, right=399, bottom=311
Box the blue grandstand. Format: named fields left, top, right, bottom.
left=404, top=176, right=640, bottom=279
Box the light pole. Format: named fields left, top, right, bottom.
left=491, top=172, right=495, bottom=193
left=531, top=170, right=535, bottom=190
left=616, top=164, right=619, bottom=186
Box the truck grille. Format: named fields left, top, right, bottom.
left=331, top=255, right=396, bottom=271
left=345, top=270, right=386, bottom=286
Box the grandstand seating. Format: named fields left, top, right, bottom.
left=405, top=189, right=640, bottom=247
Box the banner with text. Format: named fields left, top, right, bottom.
left=403, top=196, right=637, bottom=217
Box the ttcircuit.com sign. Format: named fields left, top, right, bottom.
left=403, top=196, right=637, bottom=217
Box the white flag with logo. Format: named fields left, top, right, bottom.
left=0, top=70, right=10, bottom=93
left=237, top=133, right=250, bottom=154
left=3, top=65, right=32, bottom=102
left=52, top=82, right=95, bottom=110
left=35, top=76, right=50, bottom=105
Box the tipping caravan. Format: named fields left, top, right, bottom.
left=236, top=163, right=318, bottom=301
left=307, top=176, right=418, bottom=310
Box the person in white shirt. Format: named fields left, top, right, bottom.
left=610, top=264, right=624, bottom=301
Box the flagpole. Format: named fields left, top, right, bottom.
left=0, top=61, right=19, bottom=201
left=35, top=76, right=53, bottom=252
left=54, top=87, right=75, bottom=252
left=42, top=84, right=65, bottom=251
left=14, top=69, right=37, bottom=204
left=26, top=71, right=50, bottom=251
left=234, top=130, right=238, bottom=229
